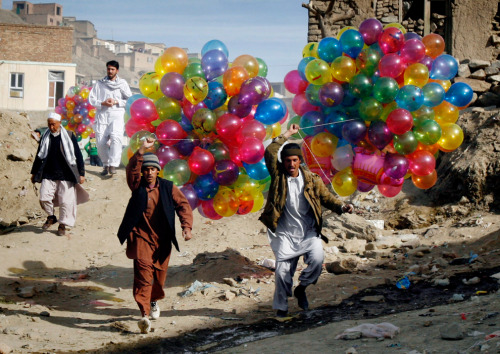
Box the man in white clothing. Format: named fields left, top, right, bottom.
left=89, top=60, right=132, bottom=176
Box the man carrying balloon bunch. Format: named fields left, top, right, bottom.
left=259, top=124, right=354, bottom=318
left=89, top=60, right=132, bottom=176
left=117, top=137, right=193, bottom=334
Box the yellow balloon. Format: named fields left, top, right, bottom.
left=233, top=54, right=259, bottom=78
left=305, top=59, right=332, bottom=85
left=213, top=187, right=239, bottom=217
left=428, top=79, right=451, bottom=91
left=336, top=26, right=358, bottom=39
left=159, top=46, right=188, bottom=74
left=383, top=22, right=407, bottom=34
left=139, top=72, right=163, bottom=100
left=183, top=77, right=208, bottom=105
left=332, top=167, right=358, bottom=196
left=270, top=122, right=282, bottom=138
left=302, top=42, right=319, bottom=58
left=250, top=192, right=265, bottom=213
left=154, top=56, right=166, bottom=76
left=437, top=123, right=463, bottom=151
left=311, top=132, right=338, bottom=157
left=331, top=56, right=357, bottom=83
left=434, top=101, right=459, bottom=125
left=404, top=63, right=429, bottom=88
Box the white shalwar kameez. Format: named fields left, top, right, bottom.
left=89, top=76, right=131, bottom=168
left=268, top=169, right=324, bottom=311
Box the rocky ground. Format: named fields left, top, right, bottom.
left=0, top=108, right=499, bottom=353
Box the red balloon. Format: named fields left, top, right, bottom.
left=407, top=150, right=436, bottom=176
left=182, top=98, right=207, bottom=120
left=292, top=93, right=320, bottom=116
left=239, top=137, right=265, bottom=164
left=130, top=98, right=158, bottom=124
left=125, top=118, right=155, bottom=137
left=237, top=119, right=266, bottom=145
left=284, top=70, right=309, bottom=94
left=156, top=119, right=187, bottom=146
left=198, top=200, right=223, bottom=220
left=229, top=145, right=243, bottom=167
left=188, top=147, right=215, bottom=175
left=386, top=108, right=413, bottom=135
left=378, top=183, right=403, bottom=197
left=215, top=113, right=242, bottom=145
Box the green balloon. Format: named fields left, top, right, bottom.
left=192, top=108, right=217, bottom=137
left=356, top=47, right=381, bottom=77
left=256, top=57, right=268, bottom=77
left=380, top=101, right=398, bottom=121
left=373, top=77, right=399, bottom=104
left=359, top=97, right=383, bottom=122
left=207, top=141, right=230, bottom=161
left=287, top=115, right=302, bottom=139
left=163, top=159, right=191, bottom=186
left=183, top=63, right=206, bottom=81
left=349, top=73, right=373, bottom=98
left=155, top=96, right=182, bottom=122
left=412, top=106, right=435, bottom=127
left=413, top=119, right=442, bottom=145
left=188, top=57, right=201, bottom=64
left=393, top=131, right=418, bottom=155
left=305, top=84, right=322, bottom=106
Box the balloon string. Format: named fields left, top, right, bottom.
left=149, top=119, right=358, bottom=142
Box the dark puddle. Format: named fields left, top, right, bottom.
left=100, top=266, right=500, bottom=353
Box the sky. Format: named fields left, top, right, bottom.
left=2, top=0, right=310, bottom=82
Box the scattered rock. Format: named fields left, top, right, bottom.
left=325, top=246, right=340, bottom=255
left=468, top=59, right=490, bottom=70
left=39, top=311, right=50, bottom=317
left=345, top=347, right=358, bottom=354
left=17, top=216, right=29, bottom=225
left=470, top=69, right=486, bottom=80
left=450, top=294, right=465, bottom=302
left=17, top=286, right=37, bottom=298
left=360, top=295, right=384, bottom=303
left=325, top=259, right=357, bottom=274
left=454, top=77, right=491, bottom=93
left=365, top=243, right=377, bottom=251
left=440, top=323, right=464, bottom=340
left=485, top=66, right=499, bottom=76
left=477, top=92, right=499, bottom=107
left=458, top=64, right=471, bottom=77
left=223, top=290, right=236, bottom=301
left=433, top=278, right=450, bottom=287
left=342, top=238, right=367, bottom=254
left=7, top=149, right=31, bottom=162
left=462, top=277, right=480, bottom=285
left=223, top=278, right=238, bottom=287
left=0, top=342, right=12, bottom=354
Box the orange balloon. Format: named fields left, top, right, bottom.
left=223, top=66, right=249, bottom=96
left=416, top=142, right=439, bottom=155
left=428, top=79, right=451, bottom=91
left=232, top=55, right=259, bottom=78
left=412, top=169, right=437, bottom=189
left=422, top=33, right=445, bottom=59
left=434, top=101, right=459, bottom=125
left=158, top=47, right=188, bottom=74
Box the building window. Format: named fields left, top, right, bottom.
left=56, top=7, right=61, bottom=15
left=48, top=71, right=65, bottom=108
left=10, top=73, right=24, bottom=98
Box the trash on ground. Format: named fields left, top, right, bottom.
left=336, top=322, right=400, bottom=339
left=180, top=280, right=215, bottom=297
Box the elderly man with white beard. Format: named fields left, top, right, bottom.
left=89, top=60, right=132, bottom=176
left=31, top=112, right=87, bottom=236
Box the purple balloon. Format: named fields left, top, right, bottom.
left=367, top=120, right=393, bottom=150
left=201, top=49, right=229, bottom=81
left=228, top=95, right=253, bottom=118
left=359, top=18, right=383, bottom=45
left=404, top=32, right=422, bottom=41
left=419, top=55, right=433, bottom=71
left=342, top=119, right=367, bottom=145
left=239, top=77, right=271, bottom=106
left=160, top=72, right=185, bottom=100
left=383, top=153, right=409, bottom=179
left=357, top=181, right=375, bottom=192
left=212, top=159, right=240, bottom=186
left=175, top=133, right=200, bottom=156
left=318, top=82, right=344, bottom=107
left=180, top=184, right=200, bottom=210
left=156, top=145, right=181, bottom=168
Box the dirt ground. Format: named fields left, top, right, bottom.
left=0, top=109, right=499, bottom=353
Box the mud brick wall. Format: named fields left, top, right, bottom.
left=0, top=23, right=73, bottom=63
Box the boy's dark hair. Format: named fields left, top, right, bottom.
left=106, top=60, right=119, bottom=70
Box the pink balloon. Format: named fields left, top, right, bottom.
left=386, top=108, right=414, bottom=135
left=182, top=98, right=207, bottom=120
left=188, top=147, right=215, bottom=175
left=239, top=137, right=264, bottom=164
left=407, top=150, right=436, bottom=176
left=400, top=39, right=426, bottom=64
left=130, top=98, right=158, bottom=124
left=125, top=118, right=155, bottom=137
left=292, top=93, right=320, bottom=116
left=378, top=53, right=406, bottom=78
left=284, top=70, right=309, bottom=94
left=215, top=113, right=242, bottom=146
left=198, top=200, right=223, bottom=220
left=237, top=119, right=266, bottom=145
left=378, top=183, right=403, bottom=197
left=156, top=119, right=187, bottom=146
left=156, top=145, right=181, bottom=168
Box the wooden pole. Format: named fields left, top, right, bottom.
left=424, top=0, right=431, bottom=35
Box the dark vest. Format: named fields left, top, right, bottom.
left=117, top=178, right=179, bottom=252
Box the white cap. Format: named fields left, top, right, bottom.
left=47, top=112, right=61, bottom=121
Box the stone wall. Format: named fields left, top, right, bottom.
left=456, top=59, right=500, bottom=107
left=0, top=23, right=73, bottom=63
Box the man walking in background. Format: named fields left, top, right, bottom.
left=89, top=60, right=132, bottom=176
left=31, top=112, right=88, bottom=236
left=118, top=137, right=193, bottom=334
left=259, top=124, right=353, bottom=318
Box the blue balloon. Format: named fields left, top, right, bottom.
left=201, top=49, right=228, bottom=81
left=201, top=39, right=229, bottom=57
left=254, top=98, right=287, bottom=125
left=445, top=82, right=473, bottom=107
left=193, top=174, right=219, bottom=200
left=342, top=119, right=367, bottom=145
left=179, top=113, right=194, bottom=132
left=340, top=29, right=364, bottom=58
left=325, top=110, right=349, bottom=138
left=243, top=159, right=269, bottom=181
left=299, top=111, right=324, bottom=136
left=298, top=57, right=315, bottom=81
left=396, top=85, right=424, bottom=111
left=317, top=37, right=342, bottom=62
left=204, top=81, right=227, bottom=110
left=430, top=54, right=458, bottom=80
left=422, top=82, right=445, bottom=107
left=126, top=93, right=147, bottom=115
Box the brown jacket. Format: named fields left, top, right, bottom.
left=259, top=134, right=344, bottom=234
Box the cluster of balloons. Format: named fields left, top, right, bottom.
left=55, top=85, right=96, bottom=141
left=285, top=18, right=471, bottom=197
left=122, top=40, right=288, bottom=219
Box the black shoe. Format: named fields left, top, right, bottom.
left=57, top=224, right=66, bottom=236
left=294, top=285, right=309, bottom=311
left=100, top=167, right=109, bottom=176
left=42, top=215, right=57, bottom=230
left=276, top=310, right=288, bottom=318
